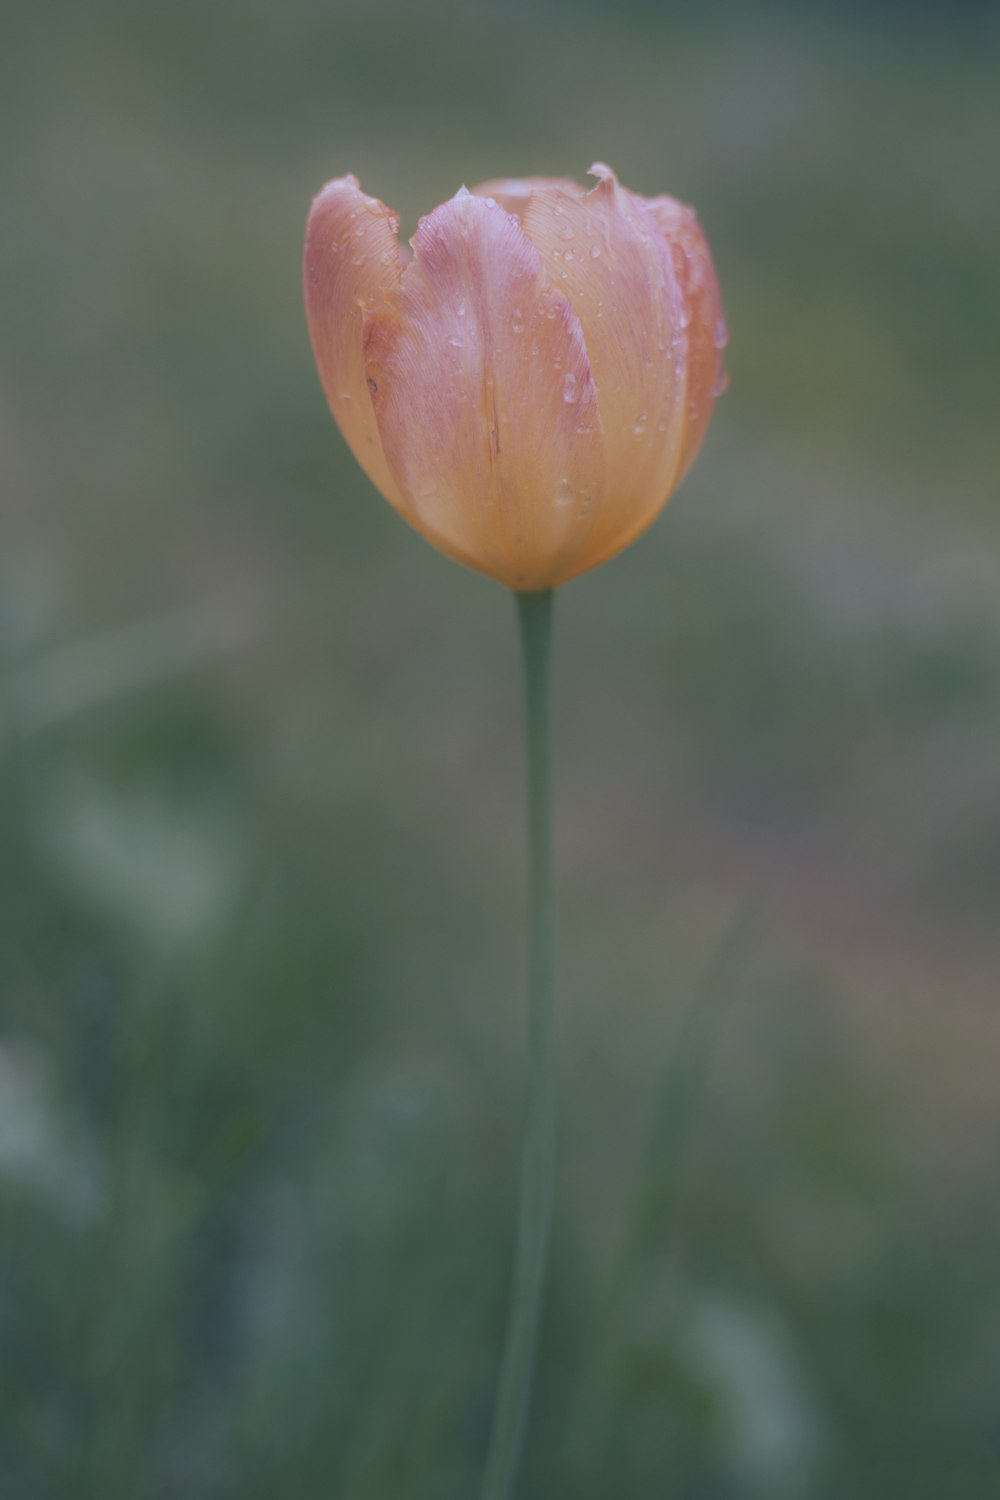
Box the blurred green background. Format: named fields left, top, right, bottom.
left=2, top=0, right=1000, bottom=1495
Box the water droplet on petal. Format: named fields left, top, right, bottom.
left=713, top=364, right=731, bottom=396
left=557, top=224, right=575, bottom=242
left=633, top=412, right=648, bottom=438
left=447, top=336, right=464, bottom=348
left=554, top=478, right=574, bottom=506
left=511, top=307, right=525, bottom=333
left=590, top=244, right=601, bottom=259
left=562, top=372, right=578, bottom=404
left=714, top=316, right=729, bottom=349
left=456, top=301, right=467, bottom=317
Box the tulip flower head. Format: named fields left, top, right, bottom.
left=304, top=164, right=727, bottom=590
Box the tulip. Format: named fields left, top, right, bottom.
left=304, top=163, right=726, bottom=590
left=304, top=163, right=729, bottom=1500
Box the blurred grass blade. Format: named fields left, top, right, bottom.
left=2, top=603, right=254, bottom=741
left=567, top=901, right=764, bottom=1475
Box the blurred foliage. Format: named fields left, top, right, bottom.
left=2, top=0, right=1000, bottom=1496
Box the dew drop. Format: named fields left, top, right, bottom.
left=713, top=364, right=731, bottom=396
left=554, top=478, right=575, bottom=506
left=714, top=316, right=729, bottom=349
left=564, top=249, right=575, bottom=262
left=557, top=224, right=575, bottom=242
left=633, top=412, right=648, bottom=438
left=446, top=336, right=464, bottom=348
left=590, top=243, right=601, bottom=259
left=456, top=301, right=467, bottom=317
left=562, top=372, right=578, bottom=404
left=511, top=307, right=525, bottom=333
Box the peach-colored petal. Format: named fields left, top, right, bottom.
left=519, top=164, right=689, bottom=578
left=645, top=194, right=728, bottom=481
left=363, top=190, right=605, bottom=590
left=471, top=176, right=586, bottom=223
left=303, top=175, right=409, bottom=516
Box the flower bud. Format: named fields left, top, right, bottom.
left=304, top=164, right=726, bottom=589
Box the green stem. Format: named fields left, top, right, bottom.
left=481, top=588, right=557, bottom=1500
